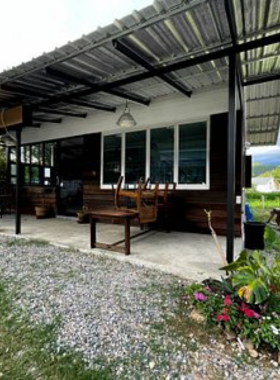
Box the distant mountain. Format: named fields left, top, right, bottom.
left=252, top=162, right=276, bottom=177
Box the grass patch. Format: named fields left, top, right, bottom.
left=0, top=280, right=113, bottom=380
left=5, top=237, right=50, bottom=247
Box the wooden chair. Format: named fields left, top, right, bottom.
left=157, top=182, right=177, bottom=232
left=114, top=176, right=159, bottom=227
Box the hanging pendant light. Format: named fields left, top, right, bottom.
left=116, top=100, right=137, bottom=128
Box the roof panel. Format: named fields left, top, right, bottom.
left=0, top=0, right=279, bottom=146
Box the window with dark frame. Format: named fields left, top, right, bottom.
left=102, top=120, right=208, bottom=189
left=9, top=142, right=56, bottom=186
left=103, top=134, right=122, bottom=185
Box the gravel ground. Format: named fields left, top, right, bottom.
left=0, top=234, right=280, bottom=379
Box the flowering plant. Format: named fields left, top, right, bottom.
left=184, top=253, right=280, bottom=352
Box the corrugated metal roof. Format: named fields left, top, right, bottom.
left=0, top=0, right=279, bottom=146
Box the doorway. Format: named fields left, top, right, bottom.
left=57, top=137, right=84, bottom=216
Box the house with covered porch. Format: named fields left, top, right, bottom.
left=0, top=0, right=279, bottom=263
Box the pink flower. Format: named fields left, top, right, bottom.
left=205, top=286, right=212, bottom=292
left=194, top=292, right=207, bottom=302
left=253, top=312, right=260, bottom=319
left=224, top=295, right=232, bottom=307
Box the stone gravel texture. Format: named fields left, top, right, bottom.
left=0, top=234, right=279, bottom=379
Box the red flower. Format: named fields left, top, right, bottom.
left=244, top=309, right=255, bottom=318
left=222, top=308, right=228, bottom=314
left=237, top=302, right=248, bottom=313
left=216, top=314, right=229, bottom=322
left=224, top=295, right=232, bottom=307
left=236, top=302, right=260, bottom=319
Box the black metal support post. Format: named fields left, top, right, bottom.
left=15, top=129, right=21, bottom=234
left=226, top=54, right=237, bottom=263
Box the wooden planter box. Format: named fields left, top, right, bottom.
left=35, top=205, right=54, bottom=219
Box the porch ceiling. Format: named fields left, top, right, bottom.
left=0, top=0, right=279, bottom=146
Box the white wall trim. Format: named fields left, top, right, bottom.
left=21, top=86, right=229, bottom=144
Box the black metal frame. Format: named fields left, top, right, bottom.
left=113, top=39, right=192, bottom=97
left=226, top=53, right=237, bottom=264
left=15, top=129, right=21, bottom=234
left=37, top=108, right=87, bottom=118
left=46, top=67, right=151, bottom=106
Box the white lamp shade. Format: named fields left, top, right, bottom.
left=116, top=102, right=137, bottom=128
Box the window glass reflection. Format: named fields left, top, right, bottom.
left=150, top=127, right=174, bottom=183
left=103, top=134, right=121, bottom=184
left=179, top=122, right=207, bottom=184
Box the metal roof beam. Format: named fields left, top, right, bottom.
left=33, top=117, right=62, bottom=124
left=246, top=94, right=280, bottom=102
left=243, top=72, right=280, bottom=86
left=241, top=52, right=280, bottom=65
left=1, top=84, right=49, bottom=98
left=113, top=39, right=192, bottom=97
left=45, top=67, right=150, bottom=105
left=247, top=128, right=278, bottom=135
left=37, top=107, right=87, bottom=118
left=65, top=99, right=116, bottom=112
left=104, top=88, right=150, bottom=105
left=246, top=113, right=279, bottom=120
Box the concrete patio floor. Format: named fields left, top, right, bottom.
left=0, top=214, right=242, bottom=281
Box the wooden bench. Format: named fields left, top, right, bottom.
left=90, top=209, right=139, bottom=255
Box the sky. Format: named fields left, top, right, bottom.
left=247, top=132, right=280, bottom=164
left=0, top=0, right=279, bottom=161
left=0, top=0, right=153, bottom=72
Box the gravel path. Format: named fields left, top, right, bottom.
left=0, top=234, right=279, bottom=379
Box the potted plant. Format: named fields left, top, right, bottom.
left=35, top=204, right=50, bottom=219
left=77, top=205, right=90, bottom=223
left=34, top=189, right=54, bottom=219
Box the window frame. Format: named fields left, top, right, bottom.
left=101, top=117, right=210, bottom=190
left=9, top=142, right=56, bottom=186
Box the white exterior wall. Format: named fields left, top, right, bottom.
left=256, top=181, right=280, bottom=193
left=22, top=86, right=229, bottom=144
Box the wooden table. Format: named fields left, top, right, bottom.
left=90, top=209, right=139, bottom=255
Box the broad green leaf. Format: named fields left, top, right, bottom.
left=247, top=278, right=268, bottom=304
left=232, top=272, right=256, bottom=288
left=220, top=250, right=249, bottom=271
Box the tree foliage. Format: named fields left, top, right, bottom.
left=258, top=166, right=280, bottom=180
left=252, top=162, right=276, bottom=177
